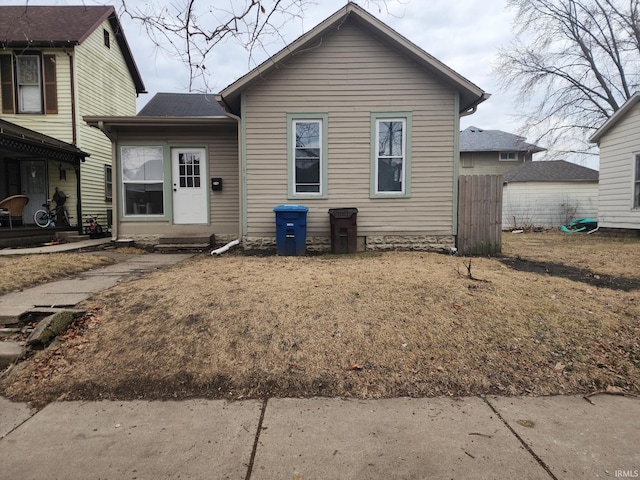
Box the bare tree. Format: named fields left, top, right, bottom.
left=495, top=0, right=640, bottom=156
left=119, top=0, right=389, bottom=92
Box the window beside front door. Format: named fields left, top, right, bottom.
left=121, top=146, right=164, bottom=216
left=371, top=112, right=412, bottom=198
left=105, top=165, right=113, bottom=202
left=0, top=53, right=57, bottom=114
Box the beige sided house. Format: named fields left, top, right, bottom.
left=589, top=92, right=640, bottom=235
left=459, top=126, right=545, bottom=176
left=87, top=3, right=489, bottom=251
left=0, top=5, right=145, bottom=230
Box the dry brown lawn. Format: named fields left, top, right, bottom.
left=0, top=253, right=116, bottom=294
left=2, top=232, right=639, bottom=406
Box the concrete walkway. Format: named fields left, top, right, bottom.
left=0, top=237, right=112, bottom=255
left=0, top=394, right=638, bottom=479
left=1, top=244, right=639, bottom=478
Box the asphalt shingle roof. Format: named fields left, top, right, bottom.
left=460, top=126, right=545, bottom=153
left=503, top=160, right=599, bottom=183
left=0, top=5, right=145, bottom=94
left=138, top=93, right=226, bottom=117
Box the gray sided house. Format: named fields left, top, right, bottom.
left=459, top=126, right=545, bottom=176
left=590, top=92, right=640, bottom=235
left=86, top=3, right=489, bottom=251
left=502, top=160, right=599, bottom=229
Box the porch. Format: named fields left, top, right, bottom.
left=0, top=225, right=80, bottom=249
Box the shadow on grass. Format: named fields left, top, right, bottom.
left=499, top=257, right=640, bottom=292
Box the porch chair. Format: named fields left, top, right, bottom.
left=0, top=195, right=29, bottom=229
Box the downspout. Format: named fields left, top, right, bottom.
left=69, top=53, right=82, bottom=233
left=97, top=121, right=118, bottom=240
left=215, top=94, right=244, bottom=242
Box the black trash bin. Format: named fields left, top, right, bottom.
left=328, top=208, right=358, bottom=254
left=273, top=205, right=309, bottom=256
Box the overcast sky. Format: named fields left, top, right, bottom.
left=24, top=0, right=589, bottom=165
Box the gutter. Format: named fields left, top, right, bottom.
left=460, top=93, right=491, bottom=117
left=215, top=94, right=245, bottom=242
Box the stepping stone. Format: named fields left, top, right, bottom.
left=0, top=341, right=24, bottom=368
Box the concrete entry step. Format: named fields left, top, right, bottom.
left=154, top=243, right=210, bottom=253
left=157, top=235, right=214, bottom=245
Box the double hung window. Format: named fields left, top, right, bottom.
left=371, top=113, right=411, bottom=197
left=288, top=113, right=327, bottom=198
left=121, top=146, right=164, bottom=216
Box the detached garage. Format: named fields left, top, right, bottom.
left=502, top=160, right=599, bottom=230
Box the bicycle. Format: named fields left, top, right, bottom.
left=34, top=199, right=70, bottom=228
left=83, top=214, right=104, bottom=238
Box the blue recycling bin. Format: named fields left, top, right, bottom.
left=273, top=205, right=309, bottom=256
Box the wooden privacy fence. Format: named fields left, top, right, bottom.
left=457, top=175, right=503, bottom=255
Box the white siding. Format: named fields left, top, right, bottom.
left=75, top=19, right=138, bottom=225
left=597, top=102, right=640, bottom=229
left=243, top=20, right=457, bottom=238
left=502, top=182, right=598, bottom=229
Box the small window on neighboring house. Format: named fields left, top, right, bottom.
left=634, top=154, right=640, bottom=208
left=105, top=165, right=113, bottom=201
left=370, top=112, right=412, bottom=197
left=103, top=29, right=110, bottom=49
left=0, top=53, right=57, bottom=114
left=287, top=113, right=328, bottom=198
left=500, top=152, right=517, bottom=161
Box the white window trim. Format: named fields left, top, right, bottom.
left=287, top=113, right=328, bottom=199
left=370, top=112, right=412, bottom=198
left=16, top=54, right=42, bottom=114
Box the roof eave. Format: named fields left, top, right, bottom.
left=107, top=12, right=146, bottom=95
left=589, top=92, right=640, bottom=143
left=84, top=116, right=235, bottom=129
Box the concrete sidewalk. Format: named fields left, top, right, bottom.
left=0, top=394, right=638, bottom=479
left=0, top=251, right=192, bottom=322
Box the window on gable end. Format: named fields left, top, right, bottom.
left=104, top=29, right=111, bottom=48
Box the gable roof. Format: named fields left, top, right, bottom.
left=460, top=126, right=546, bottom=153
left=218, top=2, right=488, bottom=116
left=138, top=93, right=226, bottom=117
left=503, top=160, right=598, bottom=183
left=0, top=5, right=145, bottom=94
left=589, top=92, right=640, bottom=143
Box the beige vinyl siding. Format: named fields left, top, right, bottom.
left=597, top=102, right=640, bottom=229
left=243, top=20, right=456, bottom=238
left=75, top=19, right=138, bottom=225
left=115, top=125, right=240, bottom=237
left=459, top=152, right=526, bottom=176
left=0, top=50, right=73, bottom=142
left=503, top=181, right=598, bottom=229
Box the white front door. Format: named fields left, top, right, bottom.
left=171, top=148, right=208, bottom=224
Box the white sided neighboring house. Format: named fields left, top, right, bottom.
left=589, top=92, right=640, bottom=235
left=502, top=160, right=599, bottom=230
